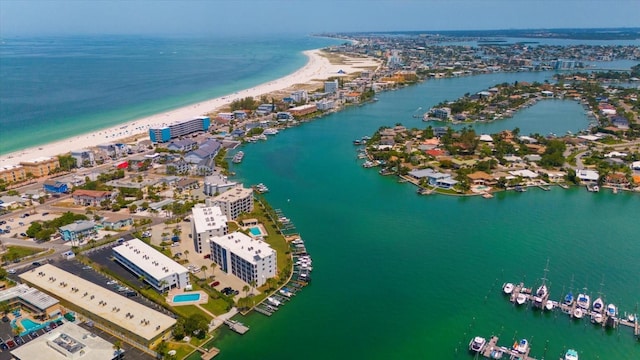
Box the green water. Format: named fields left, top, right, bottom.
left=216, top=73, right=640, bottom=359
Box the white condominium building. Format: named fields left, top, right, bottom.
left=113, top=238, right=190, bottom=292
left=209, top=186, right=253, bottom=220
left=209, top=231, right=276, bottom=287
left=191, top=204, right=228, bottom=253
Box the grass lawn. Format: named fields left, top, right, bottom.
left=166, top=342, right=195, bottom=360
left=200, top=298, right=230, bottom=316
left=172, top=304, right=213, bottom=321
left=2, top=245, right=44, bottom=262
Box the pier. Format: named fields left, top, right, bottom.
left=473, top=336, right=537, bottom=360
left=224, top=320, right=249, bottom=334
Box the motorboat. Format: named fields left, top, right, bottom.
left=591, top=312, right=603, bottom=324
left=489, top=349, right=503, bottom=359
left=576, top=293, right=590, bottom=309
left=503, top=283, right=514, bottom=295
left=573, top=308, right=584, bottom=319
left=545, top=300, right=554, bottom=311
left=533, top=284, right=548, bottom=308
left=469, top=336, right=486, bottom=352
left=564, top=349, right=579, bottom=360
left=232, top=151, right=245, bottom=164
left=592, top=297, right=604, bottom=313
left=263, top=128, right=278, bottom=135
left=514, top=339, right=529, bottom=354
left=516, top=293, right=528, bottom=305
left=564, top=292, right=574, bottom=305
left=606, top=303, right=617, bottom=318
left=266, top=297, right=281, bottom=307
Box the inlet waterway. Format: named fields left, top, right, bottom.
left=219, top=72, right=640, bottom=359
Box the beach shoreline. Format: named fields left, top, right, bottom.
left=0, top=48, right=379, bottom=166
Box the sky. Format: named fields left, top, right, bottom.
left=1, top=0, right=639, bottom=36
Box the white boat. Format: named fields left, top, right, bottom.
left=232, top=151, right=245, bottom=164
left=573, top=308, right=584, bottom=319
left=564, top=349, right=579, bottom=360
left=591, top=312, right=603, bottom=324
left=533, top=284, right=548, bottom=308
left=266, top=297, right=281, bottom=307
left=516, top=293, right=527, bottom=305
left=592, top=297, right=604, bottom=313
left=503, top=283, right=514, bottom=294
left=263, top=128, right=278, bottom=135
left=469, top=336, right=486, bottom=352
left=564, top=292, right=574, bottom=305
left=576, top=293, right=590, bottom=309
left=514, top=339, right=529, bottom=353
left=606, top=303, right=617, bottom=318
left=545, top=300, right=554, bottom=311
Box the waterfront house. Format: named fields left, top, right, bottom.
left=256, top=104, right=275, bottom=116
left=43, top=180, right=68, bottom=194
left=604, top=173, right=630, bottom=188
left=467, top=171, right=496, bottom=186
left=72, top=189, right=115, bottom=207
left=59, top=220, right=96, bottom=242
left=576, top=169, right=600, bottom=184
left=208, top=186, right=253, bottom=220
left=509, top=169, right=539, bottom=179
left=71, top=149, right=95, bottom=167
left=538, top=169, right=566, bottom=183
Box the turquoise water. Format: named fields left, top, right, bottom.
left=20, top=318, right=40, bottom=332
left=173, top=293, right=201, bottom=303
left=249, top=227, right=262, bottom=236
left=214, top=72, right=640, bottom=359
left=0, top=35, right=343, bottom=154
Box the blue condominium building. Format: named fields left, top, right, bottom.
left=149, top=116, right=210, bottom=143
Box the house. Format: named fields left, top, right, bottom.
left=72, top=189, right=114, bottom=206
left=575, top=169, right=599, bottom=184
left=166, top=139, right=197, bottom=152
left=467, top=171, right=496, bottom=185
left=100, top=214, right=133, bottom=229
left=255, top=104, right=275, bottom=116
left=70, top=149, right=95, bottom=167
left=176, top=178, right=199, bottom=191
left=0, top=196, right=31, bottom=210
left=59, top=220, right=96, bottom=242
left=43, top=180, right=68, bottom=194
left=166, top=160, right=191, bottom=175
left=408, top=169, right=454, bottom=187
left=611, top=116, right=629, bottom=129
left=604, top=173, right=629, bottom=187
left=184, top=139, right=221, bottom=164
left=509, top=169, right=539, bottom=179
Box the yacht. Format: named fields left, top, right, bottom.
left=232, top=151, right=245, bottom=164
left=469, top=336, right=486, bottom=352
left=573, top=307, right=584, bottom=319
left=263, top=128, right=279, bottom=135
left=592, top=297, right=604, bottom=313
left=514, top=339, right=529, bottom=354
left=516, top=293, right=528, bottom=305
left=564, top=292, right=574, bottom=306
left=591, top=312, right=603, bottom=324
left=545, top=300, right=555, bottom=311
left=564, top=349, right=579, bottom=360
left=576, top=293, right=590, bottom=309
left=606, top=303, right=617, bottom=318
left=266, top=297, right=281, bottom=307
left=502, top=283, right=514, bottom=295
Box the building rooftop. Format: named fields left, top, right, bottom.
left=20, top=264, right=176, bottom=341
left=213, top=187, right=252, bottom=203
left=59, top=221, right=96, bottom=233
left=0, top=284, right=59, bottom=311
left=10, top=321, right=118, bottom=360
left=21, top=157, right=55, bottom=164
left=211, top=231, right=275, bottom=265
left=192, top=205, right=228, bottom=233
left=113, top=238, right=188, bottom=280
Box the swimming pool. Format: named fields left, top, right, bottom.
left=249, top=226, right=262, bottom=236
left=20, top=318, right=40, bottom=332
left=173, top=293, right=201, bottom=303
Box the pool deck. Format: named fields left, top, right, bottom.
left=243, top=223, right=267, bottom=238
left=166, top=289, right=208, bottom=306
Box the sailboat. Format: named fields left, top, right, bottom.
left=592, top=297, right=604, bottom=313
left=576, top=290, right=590, bottom=309
left=606, top=303, right=618, bottom=328
left=533, top=260, right=550, bottom=309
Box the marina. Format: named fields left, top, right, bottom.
left=469, top=335, right=538, bottom=360
left=232, top=151, right=245, bottom=164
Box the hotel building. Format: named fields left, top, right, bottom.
left=149, top=116, right=211, bottom=143
left=209, top=231, right=276, bottom=287
left=20, top=264, right=176, bottom=349
left=208, top=186, right=253, bottom=220
left=112, top=238, right=190, bottom=292
left=0, top=164, right=26, bottom=183
left=191, top=204, right=228, bottom=253
left=19, top=157, right=60, bottom=177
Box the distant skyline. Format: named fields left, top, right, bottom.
left=1, top=0, right=639, bottom=36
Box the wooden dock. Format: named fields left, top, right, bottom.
left=476, top=336, right=537, bottom=360
left=224, top=320, right=249, bottom=334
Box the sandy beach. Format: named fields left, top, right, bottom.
left=0, top=49, right=379, bottom=166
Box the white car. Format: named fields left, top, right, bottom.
left=8, top=269, right=16, bottom=274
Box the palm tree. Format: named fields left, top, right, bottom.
left=200, top=265, right=208, bottom=280
left=183, top=250, right=189, bottom=260
left=249, top=280, right=256, bottom=296
left=242, top=285, right=250, bottom=298
left=159, top=280, right=169, bottom=294
left=113, top=340, right=123, bottom=359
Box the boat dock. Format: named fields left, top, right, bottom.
left=474, top=336, right=537, bottom=360
left=224, top=320, right=249, bottom=334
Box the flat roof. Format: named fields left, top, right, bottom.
left=192, top=205, right=228, bottom=233
left=211, top=231, right=275, bottom=265
left=0, top=284, right=59, bottom=311
left=213, top=187, right=252, bottom=203
left=20, top=264, right=176, bottom=341
left=10, top=321, right=116, bottom=360
left=113, top=238, right=188, bottom=280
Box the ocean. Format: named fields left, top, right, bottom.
left=2, top=35, right=638, bottom=359
left=0, top=35, right=343, bottom=154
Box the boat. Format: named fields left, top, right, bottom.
left=564, top=349, right=579, bottom=360
left=576, top=293, right=590, bottom=309
left=482, top=192, right=494, bottom=199
left=503, top=283, right=514, bottom=295
left=573, top=307, right=584, bottom=319
left=254, top=183, right=269, bottom=193
left=592, top=297, right=604, bottom=313
left=489, top=349, right=503, bottom=359
left=533, top=284, right=548, bottom=309
left=586, top=184, right=600, bottom=192
left=469, top=336, right=486, bottom=352
left=514, top=339, right=529, bottom=354
left=545, top=300, right=554, bottom=311
left=263, top=128, right=278, bottom=135
left=591, top=312, right=603, bottom=324
left=606, top=303, right=617, bottom=318
left=516, top=293, right=527, bottom=305
left=232, top=151, right=245, bottom=164
left=564, top=292, right=574, bottom=306
left=353, top=139, right=362, bottom=145
left=514, top=185, right=527, bottom=192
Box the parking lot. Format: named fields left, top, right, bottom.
left=0, top=316, right=65, bottom=360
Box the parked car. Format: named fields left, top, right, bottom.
left=32, top=261, right=42, bottom=266
left=20, top=233, right=28, bottom=237
left=210, top=281, right=220, bottom=287
left=8, top=269, right=16, bottom=274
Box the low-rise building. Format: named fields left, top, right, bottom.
left=191, top=205, right=228, bottom=253
left=289, top=104, right=317, bottom=116
left=72, top=189, right=114, bottom=206
left=209, top=231, right=276, bottom=287
left=112, top=238, right=190, bottom=292
left=0, top=164, right=26, bottom=183
left=59, top=220, right=96, bottom=242
left=203, top=174, right=238, bottom=196
left=70, top=149, right=95, bottom=167
left=20, top=157, right=60, bottom=177
left=0, top=284, right=61, bottom=320
left=43, top=180, right=69, bottom=194
left=576, top=169, right=600, bottom=184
